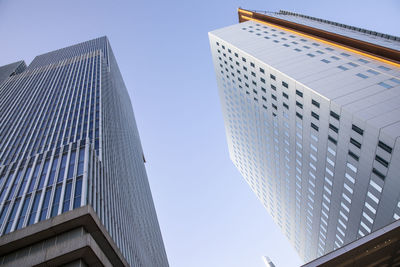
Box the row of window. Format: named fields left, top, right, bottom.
left=0, top=143, right=85, bottom=235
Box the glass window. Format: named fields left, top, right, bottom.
left=57, top=154, right=68, bottom=183
left=17, top=166, right=32, bottom=197
left=73, top=177, right=83, bottom=209
left=38, top=159, right=50, bottom=189
left=16, top=195, right=31, bottom=229
left=49, top=158, right=59, bottom=186
left=3, top=199, right=20, bottom=234
left=0, top=202, right=10, bottom=228
left=67, top=151, right=76, bottom=179
left=51, top=185, right=62, bottom=217
left=0, top=171, right=14, bottom=203
left=62, top=181, right=73, bottom=213
left=39, top=189, right=52, bottom=221
left=378, top=82, right=393, bottom=89
left=28, top=192, right=42, bottom=225
left=7, top=169, right=23, bottom=201
left=28, top=164, right=41, bottom=193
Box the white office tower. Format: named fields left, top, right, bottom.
left=209, top=8, right=400, bottom=262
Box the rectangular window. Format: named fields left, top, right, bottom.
left=330, top=111, right=340, bottom=120
left=67, top=151, right=76, bottom=179
left=350, top=138, right=361, bottom=149
left=28, top=191, right=42, bottom=225
left=378, top=65, right=391, bottom=71
left=38, top=160, right=50, bottom=189
left=260, top=68, right=265, bottom=73
left=270, top=74, right=276, bottom=80
left=347, top=162, right=357, bottom=173
left=282, top=81, right=288, bottom=88
left=3, top=199, right=20, bottom=234
left=39, top=189, right=52, bottom=221
left=51, top=185, right=62, bottom=217
left=73, top=177, right=83, bottom=209
left=296, top=90, right=303, bottom=97
left=311, top=123, right=319, bottom=131
left=356, top=73, right=368, bottom=79
left=311, top=112, right=319, bottom=120
left=296, top=112, right=303, bottom=120
left=312, top=99, right=320, bottom=108
left=62, top=181, right=73, bottom=213
left=282, top=92, right=288, bottom=99
left=57, top=154, right=68, bottom=183
left=283, top=103, right=289, bottom=109
left=378, top=141, right=392, bottom=154
left=47, top=158, right=59, bottom=186
left=296, top=101, right=303, bottom=109
left=372, top=168, right=385, bottom=180
left=348, top=150, right=359, bottom=161
left=370, top=180, right=382, bottom=193
left=328, top=135, right=337, bottom=145
left=28, top=164, right=41, bottom=193
left=329, top=124, right=339, bottom=133
left=271, top=84, right=276, bottom=91
left=390, top=78, right=400, bottom=84
left=378, top=82, right=393, bottom=89
left=375, top=155, right=389, bottom=168
left=17, top=166, right=32, bottom=197
left=16, top=195, right=31, bottom=229
left=367, top=69, right=379, bottom=75
left=351, top=124, right=364, bottom=135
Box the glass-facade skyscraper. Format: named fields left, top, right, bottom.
left=209, top=8, right=400, bottom=262
left=0, top=37, right=169, bottom=266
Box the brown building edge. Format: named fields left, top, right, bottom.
left=0, top=206, right=128, bottom=266
left=238, top=8, right=400, bottom=65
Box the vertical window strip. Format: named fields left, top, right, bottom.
left=27, top=191, right=41, bottom=225
left=17, top=166, right=32, bottom=197
left=3, top=199, right=21, bottom=234
left=16, top=195, right=31, bottom=229
left=51, top=185, right=62, bottom=217
left=62, top=181, right=73, bottom=213
left=73, top=177, right=83, bottom=209
left=39, top=189, right=52, bottom=221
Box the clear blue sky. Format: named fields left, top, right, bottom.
left=0, top=1, right=399, bottom=266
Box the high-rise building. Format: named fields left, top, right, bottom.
left=209, top=8, right=400, bottom=262
left=0, top=37, right=169, bottom=266
left=0, top=61, right=26, bottom=85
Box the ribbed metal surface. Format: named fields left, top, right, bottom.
left=0, top=37, right=169, bottom=266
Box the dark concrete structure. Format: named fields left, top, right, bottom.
left=0, top=206, right=127, bottom=266
left=302, top=219, right=400, bottom=267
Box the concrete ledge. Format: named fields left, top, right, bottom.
left=0, top=205, right=128, bottom=266
left=302, top=219, right=400, bottom=267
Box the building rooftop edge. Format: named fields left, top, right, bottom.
left=237, top=8, right=400, bottom=67
left=247, top=9, right=400, bottom=41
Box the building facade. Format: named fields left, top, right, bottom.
left=0, top=37, right=169, bottom=266
left=209, top=9, right=400, bottom=262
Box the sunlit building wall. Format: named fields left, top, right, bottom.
left=209, top=9, right=400, bottom=262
